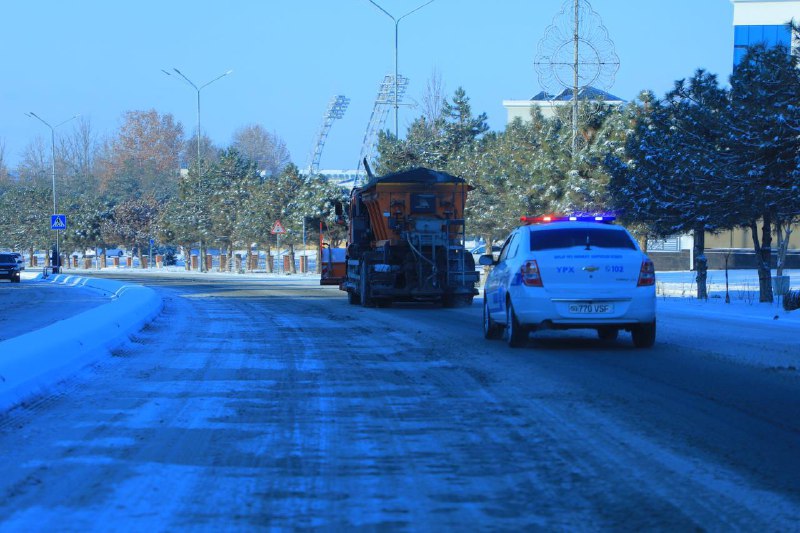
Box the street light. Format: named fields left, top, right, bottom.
left=25, top=111, right=79, bottom=272
left=163, top=68, right=232, bottom=272
left=367, top=0, right=435, bottom=138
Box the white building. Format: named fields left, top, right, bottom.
left=502, top=87, right=624, bottom=124
left=318, top=169, right=359, bottom=189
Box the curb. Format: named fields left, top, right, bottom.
left=0, top=275, right=163, bottom=412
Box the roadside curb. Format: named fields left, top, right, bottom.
left=0, top=275, right=163, bottom=412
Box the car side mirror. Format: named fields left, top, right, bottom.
left=478, top=254, right=495, bottom=266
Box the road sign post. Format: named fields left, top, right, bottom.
left=271, top=220, right=287, bottom=272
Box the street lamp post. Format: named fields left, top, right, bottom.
left=25, top=112, right=79, bottom=272
left=163, top=68, right=232, bottom=272
left=367, top=0, right=435, bottom=138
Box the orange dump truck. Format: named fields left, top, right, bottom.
left=340, top=166, right=479, bottom=307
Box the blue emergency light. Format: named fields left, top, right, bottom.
left=520, top=214, right=616, bottom=224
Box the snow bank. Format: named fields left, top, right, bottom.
left=0, top=274, right=162, bottom=411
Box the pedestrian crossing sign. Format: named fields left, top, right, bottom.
left=51, top=214, right=67, bottom=230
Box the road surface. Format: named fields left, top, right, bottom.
left=0, top=273, right=798, bottom=530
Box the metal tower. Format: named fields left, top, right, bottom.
left=306, top=95, right=350, bottom=175
left=356, top=74, right=408, bottom=184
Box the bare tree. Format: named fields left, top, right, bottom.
left=0, top=138, right=9, bottom=183
left=182, top=132, right=220, bottom=167
left=96, top=109, right=184, bottom=201
left=17, top=136, right=50, bottom=183
left=420, top=68, right=447, bottom=127
left=230, top=124, right=290, bottom=177
left=59, top=116, right=98, bottom=178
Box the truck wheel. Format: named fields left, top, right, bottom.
left=347, top=290, right=361, bottom=305
left=359, top=262, right=373, bottom=307
left=457, top=295, right=474, bottom=307
left=505, top=301, right=528, bottom=348
left=443, top=294, right=473, bottom=308
left=632, top=321, right=656, bottom=348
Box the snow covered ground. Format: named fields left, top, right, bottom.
left=0, top=268, right=797, bottom=413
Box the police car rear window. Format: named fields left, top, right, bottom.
left=530, top=228, right=636, bottom=251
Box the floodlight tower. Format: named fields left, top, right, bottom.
left=356, top=74, right=408, bottom=184
left=306, top=95, right=350, bottom=175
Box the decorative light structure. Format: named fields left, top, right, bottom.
left=534, top=0, right=619, bottom=154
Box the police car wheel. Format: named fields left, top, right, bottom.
left=483, top=299, right=503, bottom=340
left=632, top=321, right=656, bottom=348
left=505, top=301, right=527, bottom=348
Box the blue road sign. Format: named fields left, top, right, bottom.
left=51, top=214, right=67, bottom=230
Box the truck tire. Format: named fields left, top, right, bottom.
left=347, top=290, right=361, bottom=305
left=444, top=294, right=474, bottom=308
left=359, top=261, right=373, bottom=307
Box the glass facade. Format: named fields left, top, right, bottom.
left=733, top=24, right=792, bottom=64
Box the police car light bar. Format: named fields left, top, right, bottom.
left=520, top=214, right=616, bottom=224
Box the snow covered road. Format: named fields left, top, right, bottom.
left=0, top=272, right=798, bottom=529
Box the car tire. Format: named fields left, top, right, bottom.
left=597, top=327, right=618, bottom=341
left=632, top=320, right=656, bottom=348
left=505, top=301, right=528, bottom=348
left=483, top=298, right=503, bottom=340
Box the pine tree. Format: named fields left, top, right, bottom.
left=728, top=44, right=800, bottom=302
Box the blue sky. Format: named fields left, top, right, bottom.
left=0, top=0, right=734, bottom=173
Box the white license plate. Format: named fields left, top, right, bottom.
left=569, top=303, right=614, bottom=314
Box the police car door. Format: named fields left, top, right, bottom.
left=485, top=231, right=519, bottom=320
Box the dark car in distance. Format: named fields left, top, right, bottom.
left=0, top=253, right=22, bottom=283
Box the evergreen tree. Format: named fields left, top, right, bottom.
left=206, top=148, right=259, bottom=268
left=608, top=74, right=734, bottom=299
left=728, top=44, right=800, bottom=302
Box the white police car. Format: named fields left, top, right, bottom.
left=481, top=215, right=656, bottom=348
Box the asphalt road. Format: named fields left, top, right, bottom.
left=0, top=273, right=798, bottom=530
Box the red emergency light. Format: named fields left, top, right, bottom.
left=520, top=214, right=616, bottom=225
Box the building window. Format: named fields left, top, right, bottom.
left=734, top=24, right=792, bottom=64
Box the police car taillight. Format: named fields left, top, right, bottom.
left=521, top=259, right=543, bottom=287
left=520, top=214, right=616, bottom=224
left=637, top=259, right=655, bottom=287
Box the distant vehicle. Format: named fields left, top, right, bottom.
left=481, top=215, right=656, bottom=348
left=10, top=252, right=24, bottom=270
left=0, top=253, right=22, bottom=283
left=340, top=164, right=479, bottom=307
left=470, top=244, right=501, bottom=265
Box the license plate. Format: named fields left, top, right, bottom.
left=569, top=303, right=614, bottom=314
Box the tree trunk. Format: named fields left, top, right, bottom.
left=289, top=243, right=297, bottom=274
left=755, top=216, right=774, bottom=303
left=775, top=220, right=792, bottom=278
left=266, top=243, right=273, bottom=273
left=637, top=233, right=648, bottom=253
left=693, top=227, right=708, bottom=300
